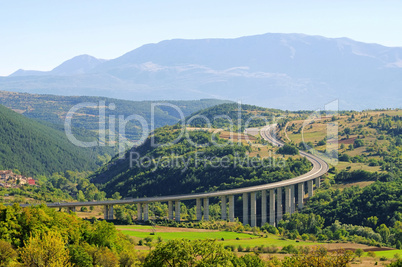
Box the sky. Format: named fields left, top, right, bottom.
left=1, top=0, right=402, bottom=76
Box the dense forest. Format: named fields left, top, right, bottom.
left=0, top=104, right=101, bottom=176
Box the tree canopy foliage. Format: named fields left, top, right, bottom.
left=0, top=104, right=99, bottom=176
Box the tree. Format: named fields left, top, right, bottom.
left=366, top=216, right=378, bottom=228
left=388, top=259, right=402, bottom=267
left=68, top=244, right=93, bottom=267
left=77, top=190, right=86, bottom=202
left=93, top=247, right=119, bottom=267
left=232, top=253, right=266, bottom=266
left=278, top=144, right=299, bottom=156
left=354, top=139, right=364, bottom=148
left=377, top=224, right=391, bottom=243
left=0, top=240, right=17, bottom=266
left=19, top=231, right=71, bottom=266
left=144, top=236, right=154, bottom=250
left=355, top=248, right=364, bottom=257
left=112, top=192, right=122, bottom=200
left=144, top=239, right=234, bottom=266
left=282, top=247, right=353, bottom=267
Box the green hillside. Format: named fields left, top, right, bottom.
left=90, top=124, right=311, bottom=198
left=0, top=104, right=99, bottom=176
left=187, top=103, right=282, bottom=130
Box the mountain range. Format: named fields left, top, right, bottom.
left=2, top=33, right=402, bottom=110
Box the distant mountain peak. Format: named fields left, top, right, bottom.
left=51, top=54, right=107, bottom=76
left=9, top=69, right=47, bottom=77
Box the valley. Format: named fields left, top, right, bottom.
left=2, top=101, right=402, bottom=265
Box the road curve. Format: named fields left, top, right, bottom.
left=22, top=124, right=329, bottom=208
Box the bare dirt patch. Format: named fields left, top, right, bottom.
left=339, top=137, right=356, bottom=145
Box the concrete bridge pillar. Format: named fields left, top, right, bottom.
left=276, top=188, right=283, bottom=223
left=104, top=205, right=113, bottom=220
left=137, top=203, right=142, bottom=220
left=261, top=190, right=267, bottom=226
left=308, top=180, right=314, bottom=198
left=285, top=186, right=291, bottom=214
left=221, top=196, right=227, bottom=220
left=104, top=206, right=108, bottom=220
left=269, top=189, right=275, bottom=225
left=108, top=205, right=114, bottom=220
left=290, top=185, right=295, bottom=213
left=196, top=198, right=202, bottom=221
left=68, top=206, right=76, bottom=213
left=168, top=201, right=173, bottom=220
left=175, top=200, right=181, bottom=222
left=203, top=198, right=209, bottom=221
left=316, top=177, right=321, bottom=188
left=243, top=193, right=248, bottom=225
left=144, top=203, right=149, bottom=221
left=298, top=183, right=304, bottom=209
left=228, top=195, right=235, bottom=222
left=250, top=192, right=257, bottom=227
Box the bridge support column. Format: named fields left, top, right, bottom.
left=196, top=198, right=202, bottom=221
left=203, top=198, right=209, bottom=221
left=175, top=201, right=181, bottom=222
left=143, top=203, right=149, bottom=221
left=68, top=206, right=76, bottom=213
left=108, top=205, right=114, bottom=220
left=104, top=206, right=108, bottom=220
left=104, top=205, right=113, bottom=220
left=137, top=203, right=142, bottom=220
left=285, top=186, right=291, bottom=214
left=277, top=188, right=283, bottom=223
left=290, top=185, right=295, bottom=213
left=221, top=196, right=227, bottom=220
left=269, top=189, right=275, bottom=225
left=243, top=193, right=248, bottom=225
left=228, top=195, right=235, bottom=222
left=261, top=190, right=267, bottom=226
left=298, top=183, right=304, bottom=209
left=308, top=180, right=314, bottom=198
left=315, top=177, right=320, bottom=188
left=168, top=201, right=173, bottom=220
left=250, top=192, right=256, bottom=227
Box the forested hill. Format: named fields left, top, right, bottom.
left=0, top=91, right=231, bottom=142
left=0, top=104, right=99, bottom=176
left=186, top=103, right=282, bottom=130
left=90, top=125, right=311, bottom=198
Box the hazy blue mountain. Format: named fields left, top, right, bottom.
left=51, top=54, right=107, bottom=75
left=9, top=69, right=47, bottom=77
left=10, top=55, right=106, bottom=77
left=2, top=33, right=402, bottom=110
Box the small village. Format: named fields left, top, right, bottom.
left=0, top=170, right=35, bottom=188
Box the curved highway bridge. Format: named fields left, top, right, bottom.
left=22, top=124, right=329, bottom=226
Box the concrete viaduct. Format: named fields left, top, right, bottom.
left=22, top=124, right=329, bottom=227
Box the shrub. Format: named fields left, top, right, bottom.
left=0, top=240, right=17, bottom=266
left=355, top=248, right=364, bottom=257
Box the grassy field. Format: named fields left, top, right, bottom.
left=120, top=228, right=253, bottom=241
left=117, top=225, right=399, bottom=252
left=117, top=225, right=402, bottom=266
